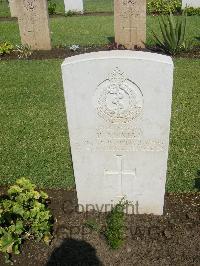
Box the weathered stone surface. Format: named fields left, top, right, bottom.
left=64, top=0, right=84, bottom=13
left=114, top=0, right=146, bottom=49
left=62, top=51, right=174, bottom=215
left=17, top=0, right=51, bottom=50
left=9, top=0, right=18, bottom=17
left=182, top=0, right=200, bottom=8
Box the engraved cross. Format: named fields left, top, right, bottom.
left=123, top=26, right=137, bottom=43
left=104, top=155, right=136, bottom=199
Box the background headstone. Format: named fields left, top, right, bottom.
left=182, top=0, right=200, bottom=8
left=17, top=0, right=51, bottom=50
left=62, top=51, right=174, bottom=215
left=114, top=0, right=146, bottom=49
left=64, top=0, right=84, bottom=13
left=9, top=0, right=18, bottom=17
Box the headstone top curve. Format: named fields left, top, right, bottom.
left=61, top=51, right=173, bottom=68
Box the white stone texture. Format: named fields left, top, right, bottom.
left=62, top=51, right=174, bottom=215
left=64, top=0, right=84, bottom=13
left=182, top=0, right=200, bottom=8
left=9, top=0, right=18, bottom=17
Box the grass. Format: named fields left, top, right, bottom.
left=84, top=0, right=113, bottom=13
left=0, top=1, right=199, bottom=191
left=0, top=0, right=113, bottom=17
left=53, top=0, right=114, bottom=14
left=105, top=200, right=125, bottom=249
left=166, top=59, right=200, bottom=192
left=0, top=58, right=199, bottom=192
left=0, top=0, right=10, bottom=17
left=0, top=15, right=199, bottom=47
left=0, top=60, right=74, bottom=189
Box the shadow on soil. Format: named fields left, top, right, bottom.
left=194, top=170, right=200, bottom=191
left=46, top=238, right=102, bottom=266
left=107, top=36, right=115, bottom=44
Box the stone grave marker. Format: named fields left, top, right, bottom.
left=114, top=0, right=146, bottom=49
left=9, top=0, right=18, bottom=17
left=64, top=0, right=84, bottom=13
left=17, top=0, right=51, bottom=50
left=182, top=0, right=200, bottom=8
left=62, top=51, right=174, bottom=215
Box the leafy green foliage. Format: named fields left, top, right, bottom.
left=48, top=0, right=57, bottom=15
left=85, top=219, right=101, bottom=232
left=15, top=44, right=33, bottom=59
left=105, top=200, right=127, bottom=249
left=184, top=7, right=200, bottom=16
left=147, top=0, right=181, bottom=15
left=152, top=12, right=190, bottom=55
left=0, top=42, right=13, bottom=56
left=0, top=178, right=52, bottom=263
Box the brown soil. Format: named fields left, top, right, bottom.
left=0, top=17, right=17, bottom=22
left=1, top=46, right=200, bottom=61
left=0, top=46, right=110, bottom=60
left=0, top=187, right=199, bottom=266
left=50, top=12, right=114, bottom=17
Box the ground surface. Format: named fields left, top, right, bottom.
left=0, top=0, right=114, bottom=17
left=0, top=6, right=199, bottom=192
left=0, top=54, right=199, bottom=192
left=0, top=1, right=199, bottom=264
left=0, top=188, right=199, bottom=266
left=0, top=15, right=199, bottom=47
left=0, top=46, right=200, bottom=60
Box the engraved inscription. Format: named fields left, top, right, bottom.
left=71, top=125, right=166, bottom=152
left=95, top=68, right=143, bottom=124
left=96, top=138, right=165, bottom=152
left=96, top=126, right=165, bottom=152
left=120, top=0, right=140, bottom=18
left=23, top=0, right=36, bottom=11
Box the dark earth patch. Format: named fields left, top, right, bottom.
left=0, top=46, right=200, bottom=61
left=0, top=17, right=17, bottom=22
left=0, top=187, right=199, bottom=266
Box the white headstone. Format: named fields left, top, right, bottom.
left=182, top=0, right=200, bottom=8
left=64, top=0, right=83, bottom=13
left=62, top=51, right=174, bottom=215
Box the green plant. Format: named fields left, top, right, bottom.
left=65, top=10, right=77, bottom=17
left=184, top=7, right=200, bottom=16
left=105, top=199, right=127, bottom=249
left=0, top=42, right=14, bottom=56
left=181, top=39, right=194, bottom=51
left=84, top=219, right=101, bottom=232
left=152, top=12, right=189, bottom=55
left=0, top=178, right=52, bottom=263
left=48, top=0, right=57, bottom=15
left=15, top=44, right=33, bottom=59
left=147, top=0, right=181, bottom=15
